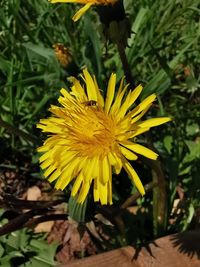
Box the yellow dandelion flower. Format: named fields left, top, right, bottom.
left=37, top=69, right=171, bottom=205
left=53, top=43, right=72, bottom=67
left=49, top=0, right=118, bottom=21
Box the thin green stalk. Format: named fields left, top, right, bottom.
left=117, top=40, right=168, bottom=236
left=152, top=160, right=168, bottom=236
left=116, top=41, right=135, bottom=88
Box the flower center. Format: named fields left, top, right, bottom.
left=67, top=103, right=117, bottom=157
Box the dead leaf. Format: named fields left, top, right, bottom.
left=34, top=221, right=54, bottom=233
left=95, top=213, right=113, bottom=226
left=48, top=220, right=97, bottom=264
left=86, top=221, right=103, bottom=242
left=26, top=186, right=41, bottom=201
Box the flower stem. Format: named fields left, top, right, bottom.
left=116, top=38, right=167, bottom=234
left=116, top=41, right=135, bottom=88
left=145, top=135, right=168, bottom=236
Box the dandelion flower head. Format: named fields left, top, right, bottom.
left=49, top=0, right=118, bottom=21
left=37, top=69, right=171, bottom=205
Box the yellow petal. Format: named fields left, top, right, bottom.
left=48, top=117, right=65, bottom=124
left=117, top=85, right=143, bottom=119
left=60, top=88, right=71, bottom=98
left=93, top=177, right=100, bottom=202
left=121, top=141, right=158, bottom=160
left=129, top=84, right=143, bottom=104
left=43, top=135, right=62, bottom=146
left=131, top=104, right=152, bottom=123
left=48, top=168, right=61, bottom=182
left=82, top=69, right=98, bottom=101
left=123, top=159, right=145, bottom=196
left=77, top=182, right=90, bottom=203
left=93, top=76, right=104, bottom=107
left=72, top=3, right=92, bottom=22
left=99, top=182, right=108, bottom=205
left=116, top=90, right=131, bottom=118
left=40, top=158, right=53, bottom=169
left=110, top=84, right=128, bottom=115
left=56, top=158, right=80, bottom=190
left=100, top=156, right=111, bottom=184
left=71, top=172, right=83, bottom=196
left=116, top=132, right=133, bottom=142
left=91, top=157, right=100, bottom=178
left=39, top=150, right=53, bottom=163
left=108, top=152, right=122, bottom=174
left=129, top=127, right=150, bottom=138
left=54, top=174, right=70, bottom=190
left=83, top=157, right=97, bottom=182
left=44, top=165, right=56, bottom=177
left=113, top=153, right=122, bottom=174
left=107, top=152, right=115, bottom=165
left=70, top=78, right=87, bottom=101
left=130, top=94, right=156, bottom=118
left=37, top=145, right=49, bottom=152
left=105, top=73, right=116, bottom=113
left=120, top=146, right=138, bottom=160
left=37, top=123, right=62, bottom=134
left=118, top=76, right=125, bottom=95
left=109, top=77, right=125, bottom=114
left=137, top=117, right=172, bottom=128
left=58, top=152, right=77, bottom=169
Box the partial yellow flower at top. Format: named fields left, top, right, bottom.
left=37, top=69, right=171, bottom=205
left=49, top=0, right=118, bottom=21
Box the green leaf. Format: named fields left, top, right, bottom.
left=23, top=43, right=54, bottom=60
left=27, top=258, right=52, bottom=267
left=163, top=136, right=173, bottom=154
left=185, top=140, right=200, bottom=161
left=128, top=7, right=149, bottom=52
left=0, top=56, right=11, bottom=76
left=186, top=76, right=199, bottom=92
left=186, top=123, right=199, bottom=136
left=141, top=40, right=195, bottom=98
left=83, top=16, right=103, bottom=78
left=30, top=240, right=58, bottom=266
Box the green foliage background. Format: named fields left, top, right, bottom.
left=0, top=0, right=199, bottom=265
